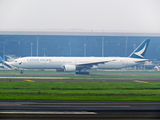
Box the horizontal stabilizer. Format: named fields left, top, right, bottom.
left=135, top=59, right=156, bottom=63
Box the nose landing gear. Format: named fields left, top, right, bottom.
left=75, top=71, right=89, bottom=75
left=20, top=70, right=23, bottom=74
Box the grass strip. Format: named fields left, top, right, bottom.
left=0, top=81, right=160, bottom=101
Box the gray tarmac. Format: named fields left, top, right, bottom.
left=1, top=72, right=160, bottom=81
left=0, top=76, right=69, bottom=79
left=0, top=100, right=160, bottom=119
left=0, top=77, right=160, bottom=82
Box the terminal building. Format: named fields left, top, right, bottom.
left=0, top=31, right=160, bottom=70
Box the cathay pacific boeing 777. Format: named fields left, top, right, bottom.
left=0, top=39, right=151, bottom=74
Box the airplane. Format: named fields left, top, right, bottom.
left=0, top=39, right=151, bottom=74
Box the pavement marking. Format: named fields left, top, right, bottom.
left=1, top=102, right=160, bottom=105
left=132, top=74, right=137, bottom=76
left=0, top=77, right=69, bottom=79
left=134, top=80, right=148, bottom=83
left=21, top=103, right=158, bottom=105
left=34, top=105, right=130, bottom=108
left=25, top=80, right=35, bottom=82
left=0, top=112, right=97, bottom=114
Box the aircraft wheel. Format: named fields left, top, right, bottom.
left=75, top=72, right=89, bottom=75
left=20, top=70, right=23, bottom=74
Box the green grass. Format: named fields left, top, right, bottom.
left=0, top=81, right=160, bottom=101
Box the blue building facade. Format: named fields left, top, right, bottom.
left=0, top=31, right=159, bottom=60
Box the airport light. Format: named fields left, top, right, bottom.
left=31, top=43, right=33, bottom=56
left=133, top=44, right=136, bottom=50
left=70, top=46, right=71, bottom=57
left=125, top=36, right=128, bottom=57
left=84, top=43, right=87, bottom=57
left=3, top=45, right=5, bottom=60
left=102, top=37, right=104, bottom=57
left=37, top=37, right=38, bottom=56
left=44, top=47, right=46, bottom=57
left=69, top=42, right=71, bottom=57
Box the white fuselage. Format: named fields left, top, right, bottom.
left=9, top=56, right=146, bottom=70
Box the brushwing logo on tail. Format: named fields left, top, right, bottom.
left=134, top=43, right=147, bottom=58
left=129, top=39, right=150, bottom=59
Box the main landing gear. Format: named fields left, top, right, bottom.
left=20, top=70, right=23, bottom=74
left=75, top=72, right=89, bottom=75
left=75, top=70, right=89, bottom=75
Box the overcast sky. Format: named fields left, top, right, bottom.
left=0, top=0, right=160, bottom=33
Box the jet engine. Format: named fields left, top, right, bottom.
left=63, top=64, right=76, bottom=72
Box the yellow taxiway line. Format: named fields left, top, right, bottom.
left=134, top=80, right=148, bottom=83
left=25, top=80, right=35, bottom=82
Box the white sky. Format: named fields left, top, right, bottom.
left=0, top=0, right=160, bottom=33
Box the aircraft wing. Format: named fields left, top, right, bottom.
left=76, top=60, right=115, bottom=68
left=135, top=59, right=156, bottom=63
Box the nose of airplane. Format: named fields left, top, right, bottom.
left=10, top=62, right=15, bottom=66
left=10, top=61, right=20, bottom=67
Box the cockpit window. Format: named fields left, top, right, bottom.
left=15, top=61, right=17, bottom=62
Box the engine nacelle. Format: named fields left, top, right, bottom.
left=64, top=64, right=76, bottom=72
